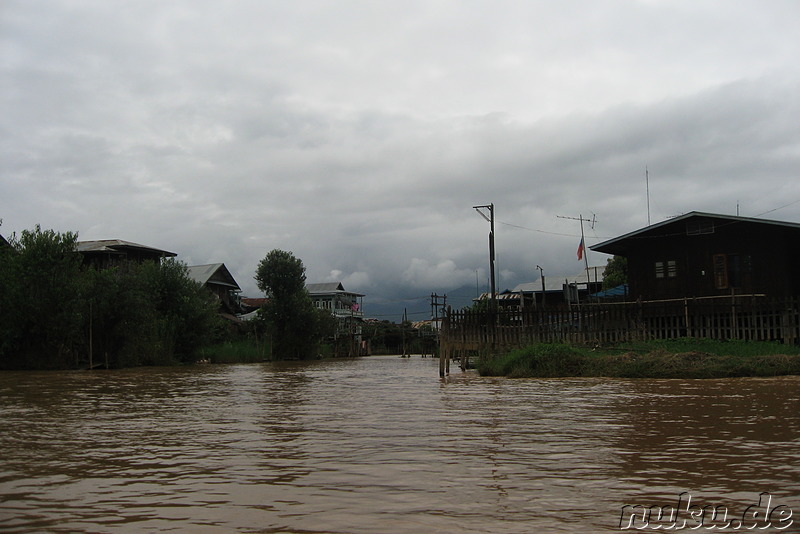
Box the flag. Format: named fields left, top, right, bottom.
left=577, top=237, right=585, bottom=261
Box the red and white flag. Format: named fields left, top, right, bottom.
left=577, top=237, right=585, bottom=260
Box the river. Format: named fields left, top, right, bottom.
left=0, top=356, right=798, bottom=532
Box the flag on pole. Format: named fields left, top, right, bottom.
left=577, top=237, right=585, bottom=260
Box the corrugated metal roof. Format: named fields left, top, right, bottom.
left=512, top=266, right=605, bottom=293
left=306, top=282, right=364, bottom=297
left=591, top=211, right=800, bottom=256
left=187, top=263, right=240, bottom=290
left=306, top=282, right=344, bottom=292
left=76, top=239, right=177, bottom=257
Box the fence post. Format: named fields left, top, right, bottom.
left=440, top=307, right=450, bottom=377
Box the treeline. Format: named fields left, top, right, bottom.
left=0, top=226, right=224, bottom=370
left=365, top=320, right=438, bottom=355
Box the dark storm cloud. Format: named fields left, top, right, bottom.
left=2, top=1, right=799, bottom=317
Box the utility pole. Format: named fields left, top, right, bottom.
left=473, top=203, right=496, bottom=311
left=536, top=265, right=545, bottom=310
left=558, top=213, right=595, bottom=302
left=402, top=308, right=408, bottom=358
left=431, top=293, right=447, bottom=327
left=431, top=293, right=447, bottom=356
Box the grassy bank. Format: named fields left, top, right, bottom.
left=197, top=339, right=340, bottom=363
left=477, top=338, right=800, bottom=379
left=197, top=339, right=271, bottom=363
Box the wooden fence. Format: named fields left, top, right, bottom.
left=438, top=296, right=800, bottom=376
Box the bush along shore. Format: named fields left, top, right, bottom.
left=476, top=338, right=800, bottom=379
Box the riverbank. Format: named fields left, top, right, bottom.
left=477, top=338, right=800, bottom=379
left=197, top=338, right=342, bottom=363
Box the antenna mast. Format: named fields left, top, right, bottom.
left=557, top=213, right=595, bottom=302
left=646, top=166, right=651, bottom=226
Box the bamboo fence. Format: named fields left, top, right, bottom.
left=439, top=296, right=800, bottom=376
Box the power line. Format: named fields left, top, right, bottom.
left=755, top=198, right=800, bottom=217
left=499, top=220, right=612, bottom=239
left=498, top=197, right=799, bottom=241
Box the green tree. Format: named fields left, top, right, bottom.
left=602, top=255, right=628, bottom=290
left=138, top=259, right=222, bottom=363
left=0, top=226, right=84, bottom=369
left=255, top=249, right=320, bottom=359
left=0, top=225, right=223, bottom=369
left=85, top=259, right=221, bottom=367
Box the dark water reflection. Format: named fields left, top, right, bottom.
left=1, top=357, right=798, bottom=532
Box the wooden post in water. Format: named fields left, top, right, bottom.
left=440, top=306, right=451, bottom=377
left=88, top=300, right=93, bottom=370
left=402, top=308, right=408, bottom=358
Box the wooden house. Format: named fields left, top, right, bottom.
left=187, top=263, right=242, bottom=315
left=307, top=282, right=365, bottom=351
left=76, top=239, right=176, bottom=269
left=591, top=211, right=800, bottom=301
left=306, top=282, right=364, bottom=319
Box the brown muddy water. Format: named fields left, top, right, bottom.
left=0, top=356, right=798, bottom=533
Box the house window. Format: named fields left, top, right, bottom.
left=655, top=260, right=677, bottom=279
left=713, top=254, right=728, bottom=289
left=715, top=254, right=751, bottom=289
left=667, top=260, right=677, bottom=278
left=687, top=220, right=715, bottom=235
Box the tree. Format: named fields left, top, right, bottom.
left=0, top=226, right=84, bottom=368
left=256, top=249, right=306, bottom=300
left=0, top=225, right=223, bottom=369
left=255, top=249, right=320, bottom=359
left=138, top=259, right=222, bottom=362
left=602, top=255, right=628, bottom=290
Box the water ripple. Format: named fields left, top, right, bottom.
left=1, top=358, right=798, bottom=532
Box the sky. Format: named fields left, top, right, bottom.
left=2, top=0, right=799, bottom=320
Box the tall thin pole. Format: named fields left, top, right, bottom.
left=646, top=166, right=651, bottom=226
left=489, top=203, right=496, bottom=308
left=473, top=203, right=496, bottom=310
left=402, top=308, right=408, bottom=357
left=579, top=215, right=590, bottom=274
left=558, top=213, right=595, bottom=302
left=536, top=265, right=545, bottom=309
left=579, top=215, right=588, bottom=303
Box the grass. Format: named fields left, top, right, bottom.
left=197, top=339, right=270, bottom=364
left=197, top=339, right=342, bottom=363
left=476, top=338, right=800, bottom=379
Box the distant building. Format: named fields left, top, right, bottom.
left=591, top=211, right=800, bottom=300
left=76, top=239, right=176, bottom=269
left=307, top=282, right=365, bottom=349
left=505, top=266, right=605, bottom=308
left=187, top=263, right=242, bottom=315
left=306, top=282, right=364, bottom=319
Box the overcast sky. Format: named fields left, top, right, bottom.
left=2, top=0, right=799, bottom=319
